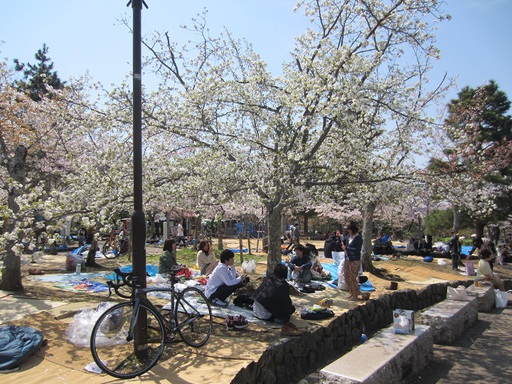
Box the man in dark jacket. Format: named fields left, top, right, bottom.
left=252, top=263, right=306, bottom=336
left=324, top=231, right=343, bottom=265
left=449, top=230, right=462, bottom=271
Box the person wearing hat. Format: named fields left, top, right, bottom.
left=449, top=230, right=462, bottom=271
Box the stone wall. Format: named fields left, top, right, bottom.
left=231, top=278, right=504, bottom=384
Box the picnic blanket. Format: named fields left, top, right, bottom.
left=32, top=272, right=110, bottom=293
left=320, top=263, right=376, bottom=291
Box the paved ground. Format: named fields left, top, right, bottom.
left=409, top=305, right=512, bottom=384
left=299, top=303, right=512, bottom=384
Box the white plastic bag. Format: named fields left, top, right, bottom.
left=437, top=258, right=447, bottom=266
left=495, top=289, right=510, bottom=308
left=66, top=302, right=117, bottom=346
left=447, top=286, right=469, bottom=301
left=393, top=309, right=415, bottom=334
left=242, top=259, right=256, bottom=274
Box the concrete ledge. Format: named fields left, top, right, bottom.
left=320, top=324, right=433, bottom=384
left=420, top=297, right=478, bottom=345
left=464, top=284, right=495, bottom=312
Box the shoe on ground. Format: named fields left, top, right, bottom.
left=225, top=315, right=235, bottom=330
left=281, top=322, right=307, bottom=336
left=233, top=315, right=249, bottom=329
left=212, top=298, right=228, bottom=307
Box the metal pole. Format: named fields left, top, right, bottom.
left=130, top=0, right=146, bottom=287
left=128, top=0, right=148, bottom=354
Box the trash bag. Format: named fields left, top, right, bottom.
left=242, top=259, right=256, bottom=274
left=447, top=286, right=468, bottom=301
left=495, top=289, right=510, bottom=308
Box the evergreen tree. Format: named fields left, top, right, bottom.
left=428, top=81, right=512, bottom=237
left=13, top=44, right=65, bottom=101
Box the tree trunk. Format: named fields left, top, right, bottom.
left=452, top=204, right=460, bottom=232
left=417, top=215, right=424, bottom=242
left=303, top=215, right=309, bottom=236
left=266, top=202, right=284, bottom=276
left=238, top=232, right=244, bottom=263
left=217, top=213, right=224, bottom=251
left=361, top=202, right=376, bottom=273
left=1, top=145, right=28, bottom=291
left=475, top=221, right=485, bottom=239
left=86, top=240, right=99, bottom=267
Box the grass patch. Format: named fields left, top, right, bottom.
left=147, top=247, right=267, bottom=268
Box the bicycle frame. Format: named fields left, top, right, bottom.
left=124, top=277, right=204, bottom=342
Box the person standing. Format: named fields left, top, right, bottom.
left=324, top=230, right=343, bottom=266
left=449, top=230, right=462, bottom=271
left=176, top=221, right=185, bottom=246
left=291, top=223, right=301, bottom=246
left=341, top=221, right=363, bottom=301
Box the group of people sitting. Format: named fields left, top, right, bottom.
left=155, top=221, right=365, bottom=335
left=157, top=237, right=307, bottom=335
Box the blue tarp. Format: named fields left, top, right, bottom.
left=321, top=263, right=375, bottom=291
left=461, top=245, right=472, bottom=256
left=229, top=248, right=249, bottom=254
left=104, top=264, right=159, bottom=281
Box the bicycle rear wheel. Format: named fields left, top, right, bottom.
left=90, top=302, right=165, bottom=379
left=102, top=239, right=119, bottom=259
left=175, top=287, right=213, bottom=347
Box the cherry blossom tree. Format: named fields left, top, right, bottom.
left=131, top=0, right=450, bottom=275
left=0, top=58, right=80, bottom=290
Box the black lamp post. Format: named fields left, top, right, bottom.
left=127, top=0, right=148, bottom=350
left=128, top=0, right=148, bottom=287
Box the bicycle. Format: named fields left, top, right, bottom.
left=90, top=266, right=213, bottom=379
left=102, top=229, right=129, bottom=258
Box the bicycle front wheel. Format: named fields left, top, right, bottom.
left=90, top=302, right=165, bottom=379
left=175, top=287, right=213, bottom=347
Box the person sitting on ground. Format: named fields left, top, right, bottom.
left=285, top=244, right=312, bottom=283
left=205, top=249, right=249, bottom=307
left=252, top=263, right=306, bottom=336
left=196, top=240, right=218, bottom=275
left=158, top=238, right=177, bottom=275
left=476, top=248, right=504, bottom=291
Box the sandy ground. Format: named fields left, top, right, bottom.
left=3, top=238, right=512, bottom=383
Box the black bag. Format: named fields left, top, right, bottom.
left=300, top=308, right=334, bottom=320
left=233, top=292, right=254, bottom=309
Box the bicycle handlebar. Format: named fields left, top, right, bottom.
left=106, top=268, right=149, bottom=299
left=106, top=265, right=188, bottom=298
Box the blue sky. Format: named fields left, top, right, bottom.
left=1, top=0, right=511, bottom=114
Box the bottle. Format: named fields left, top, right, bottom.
left=76, top=263, right=81, bottom=275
